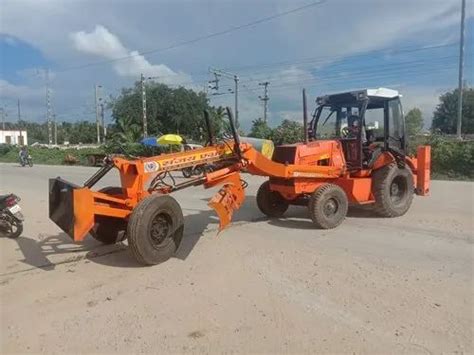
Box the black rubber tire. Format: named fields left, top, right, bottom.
left=192, top=166, right=203, bottom=176
left=90, top=187, right=127, bottom=244
left=256, top=181, right=289, bottom=218
left=308, top=184, right=348, bottom=229
left=372, top=164, right=414, bottom=217
left=2, top=220, right=23, bottom=238
left=182, top=168, right=192, bottom=178
left=127, top=194, right=184, bottom=266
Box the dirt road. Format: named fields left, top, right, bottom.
left=0, top=163, right=472, bottom=353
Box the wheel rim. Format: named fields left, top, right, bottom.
left=323, top=198, right=339, bottom=217
left=150, top=212, right=172, bottom=249
left=390, top=176, right=407, bottom=204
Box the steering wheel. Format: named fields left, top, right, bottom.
left=341, top=126, right=350, bottom=138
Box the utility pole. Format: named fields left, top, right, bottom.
left=208, top=72, right=220, bottom=92
left=0, top=107, right=5, bottom=130
left=209, top=68, right=240, bottom=128
left=53, top=113, right=57, bottom=145
left=17, top=99, right=24, bottom=145
left=258, top=81, right=270, bottom=123
left=46, top=68, right=53, bottom=145
left=456, top=0, right=466, bottom=139
left=100, top=102, right=106, bottom=143
left=95, top=84, right=101, bottom=144
left=141, top=73, right=148, bottom=138
left=234, top=75, right=239, bottom=129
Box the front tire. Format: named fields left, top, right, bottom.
left=256, top=181, right=289, bottom=218
left=372, top=164, right=414, bottom=217
left=308, top=184, right=348, bottom=229
left=127, top=194, right=184, bottom=266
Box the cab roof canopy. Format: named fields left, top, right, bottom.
left=316, top=87, right=401, bottom=106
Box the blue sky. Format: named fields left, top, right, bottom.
left=0, top=0, right=473, bottom=130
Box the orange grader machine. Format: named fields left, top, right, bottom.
left=49, top=88, right=430, bottom=265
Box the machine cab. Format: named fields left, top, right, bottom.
left=308, top=88, right=406, bottom=171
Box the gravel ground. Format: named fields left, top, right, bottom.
left=0, top=163, right=472, bottom=354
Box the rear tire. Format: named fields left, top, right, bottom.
left=0, top=219, right=23, bottom=238
left=90, top=187, right=127, bottom=244
left=256, top=181, right=289, bottom=218
left=127, top=194, right=184, bottom=266
left=182, top=168, right=192, bottom=178
left=308, top=184, right=348, bottom=229
left=372, top=164, right=414, bottom=217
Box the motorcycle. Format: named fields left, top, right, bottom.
left=0, top=194, right=24, bottom=238
left=20, top=155, right=33, bottom=167
left=182, top=163, right=215, bottom=178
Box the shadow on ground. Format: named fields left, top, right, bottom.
left=13, top=197, right=379, bottom=270
left=13, top=232, right=104, bottom=271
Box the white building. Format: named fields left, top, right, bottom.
left=0, top=130, right=28, bottom=145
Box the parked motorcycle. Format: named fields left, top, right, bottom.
left=20, top=155, right=33, bottom=167
left=0, top=194, right=24, bottom=238
left=182, top=164, right=215, bottom=178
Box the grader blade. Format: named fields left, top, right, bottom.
left=208, top=174, right=245, bottom=232
left=49, top=178, right=95, bottom=241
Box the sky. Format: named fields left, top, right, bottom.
left=0, top=0, right=473, bottom=131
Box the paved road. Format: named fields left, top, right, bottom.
left=0, top=163, right=472, bottom=353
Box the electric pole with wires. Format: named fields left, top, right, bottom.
left=141, top=73, right=148, bottom=138
left=456, top=0, right=466, bottom=139
left=209, top=68, right=240, bottom=129
left=17, top=99, right=24, bottom=145
left=259, top=81, right=270, bottom=123
left=46, top=69, right=53, bottom=145
left=94, top=84, right=102, bottom=144
left=0, top=107, right=6, bottom=130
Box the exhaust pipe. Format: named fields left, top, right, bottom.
left=303, top=88, right=309, bottom=144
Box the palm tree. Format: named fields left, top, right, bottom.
left=113, top=115, right=143, bottom=143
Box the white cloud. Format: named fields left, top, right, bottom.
left=0, top=79, right=44, bottom=100
left=71, top=25, right=192, bottom=85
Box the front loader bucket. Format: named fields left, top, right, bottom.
left=49, top=178, right=95, bottom=241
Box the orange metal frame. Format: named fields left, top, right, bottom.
left=69, top=140, right=431, bottom=241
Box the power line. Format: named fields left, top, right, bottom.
left=210, top=62, right=463, bottom=99
left=54, top=0, right=327, bottom=74
left=0, top=41, right=458, bottom=92
left=223, top=42, right=458, bottom=74
left=225, top=55, right=458, bottom=88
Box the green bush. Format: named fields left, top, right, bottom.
left=409, top=135, right=474, bottom=180
left=0, top=146, right=107, bottom=166
left=0, top=144, right=12, bottom=155
left=1, top=137, right=472, bottom=180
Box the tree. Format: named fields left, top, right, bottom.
left=62, top=121, right=97, bottom=144
left=405, top=108, right=424, bottom=136
left=110, top=82, right=222, bottom=142
left=110, top=115, right=143, bottom=143
left=249, top=118, right=273, bottom=139
left=432, top=88, right=474, bottom=134
left=272, top=119, right=304, bottom=145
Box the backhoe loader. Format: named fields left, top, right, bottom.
left=49, top=88, right=430, bottom=265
